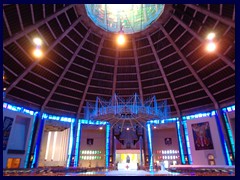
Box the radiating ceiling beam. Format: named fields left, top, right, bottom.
left=172, top=15, right=235, bottom=70
left=185, top=4, right=235, bottom=28
left=65, top=12, right=72, bottom=25
left=54, top=91, right=80, bottom=100
left=3, top=4, right=75, bottom=47
left=208, top=74, right=235, bottom=88
left=161, top=25, right=218, bottom=107
left=177, top=96, right=210, bottom=105
left=14, top=86, right=45, bottom=99
left=3, top=10, right=12, bottom=36
left=6, top=17, right=82, bottom=94
left=77, top=37, right=105, bottom=117
left=213, top=85, right=234, bottom=96
left=7, top=94, right=41, bottom=107
left=142, top=84, right=167, bottom=90
left=4, top=48, right=25, bottom=69
left=73, top=5, right=79, bottom=18
left=46, top=23, right=57, bottom=39
left=43, top=4, right=46, bottom=18
left=30, top=4, right=35, bottom=24
left=30, top=71, right=55, bottom=85
left=3, top=65, right=17, bottom=77
left=56, top=17, right=64, bottom=32
left=141, top=76, right=162, bottom=82
left=40, top=30, right=91, bottom=111
left=132, top=38, right=144, bottom=105
left=112, top=47, right=119, bottom=96
left=58, top=85, right=82, bottom=93
left=16, top=5, right=24, bottom=31
left=147, top=35, right=181, bottom=116
left=53, top=4, right=56, bottom=13
left=141, top=68, right=160, bottom=74
left=23, top=79, right=50, bottom=92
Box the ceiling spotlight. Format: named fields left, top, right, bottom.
left=154, top=126, right=157, bottom=129
left=99, top=127, right=103, bottom=130
left=206, top=32, right=215, bottom=40
left=33, top=48, right=43, bottom=58
left=33, top=37, right=43, bottom=46
left=3, top=88, right=6, bottom=91
left=206, top=42, right=216, bottom=52
left=117, top=34, right=125, bottom=45
left=126, top=127, right=129, bottom=131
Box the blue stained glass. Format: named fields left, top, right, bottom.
left=85, top=4, right=165, bottom=34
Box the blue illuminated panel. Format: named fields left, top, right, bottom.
left=3, top=102, right=35, bottom=116
left=224, top=141, right=232, bottom=165
left=215, top=111, right=232, bottom=166
left=176, top=121, right=186, bottom=164
left=105, top=124, right=110, bottom=168
left=67, top=122, right=74, bottom=168
left=147, top=123, right=153, bottom=171
left=74, top=121, right=82, bottom=167
left=80, top=119, right=107, bottom=125
left=182, top=121, right=192, bottom=164
left=31, top=117, right=45, bottom=168
left=182, top=110, right=216, bottom=120
left=42, top=113, right=75, bottom=123
left=222, top=112, right=235, bottom=159
left=222, top=105, right=235, bottom=113
left=24, top=112, right=38, bottom=168
left=31, top=145, right=38, bottom=168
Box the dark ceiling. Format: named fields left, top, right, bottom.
left=3, top=4, right=235, bottom=119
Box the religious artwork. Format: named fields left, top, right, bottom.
left=3, top=116, right=14, bottom=150
left=164, top=138, right=172, bottom=146
left=191, top=122, right=214, bottom=150
left=126, top=155, right=130, bottom=163
left=87, top=138, right=94, bottom=145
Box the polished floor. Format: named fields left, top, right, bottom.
left=66, top=170, right=180, bottom=176
left=4, top=169, right=235, bottom=176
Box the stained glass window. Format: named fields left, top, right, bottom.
left=85, top=4, right=165, bottom=34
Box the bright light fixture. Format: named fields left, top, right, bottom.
left=126, top=127, right=129, bottom=130
left=33, top=37, right=43, bottom=46
left=206, top=42, right=216, bottom=52
left=33, top=48, right=43, bottom=58
left=206, top=32, right=215, bottom=40
left=117, top=34, right=125, bottom=45
left=99, top=127, right=103, bottom=130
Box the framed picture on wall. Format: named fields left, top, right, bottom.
left=164, top=138, right=172, bottom=145
left=87, top=138, right=94, bottom=145
left=191, top=122, right=214, bottom=150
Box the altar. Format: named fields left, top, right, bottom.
left=115, top=149, right=142, bottom=171
left=118, top=163, right=138, bottom=170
